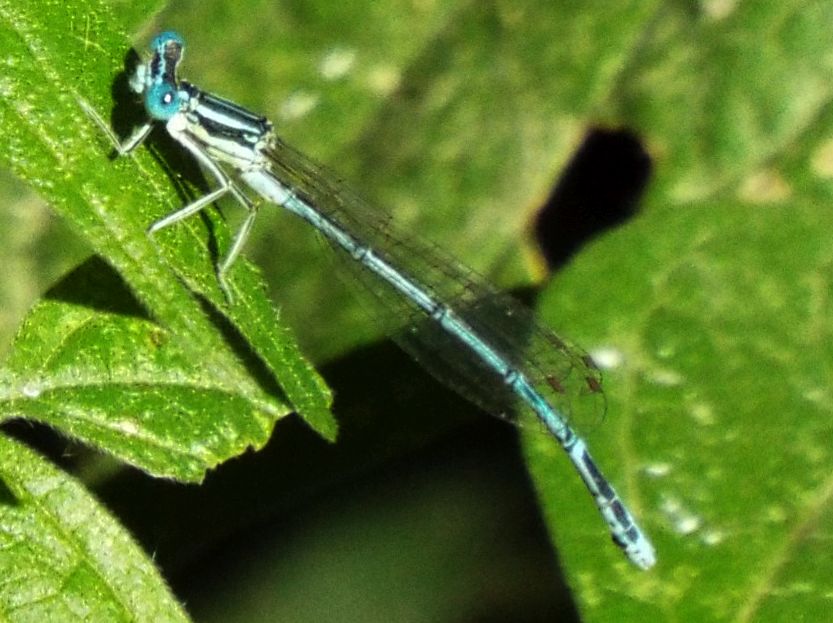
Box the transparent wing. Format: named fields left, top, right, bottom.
left=259, top=136, right=606, bottom=433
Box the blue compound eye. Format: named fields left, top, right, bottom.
left=145, top=81, right=181, bottom=120
left=150, top=30, right=184, bottom=53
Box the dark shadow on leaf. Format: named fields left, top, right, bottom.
left=535, top=128, right=651, bottom=270
left=0, top=474, right=19, bottom=507
left=107, top=47, right=145, bottom=150
left=45, top=256, right=148, bottom=318
left=1, top=419, right=91, bottom=484
left=193, top=290, right=290, bottom=405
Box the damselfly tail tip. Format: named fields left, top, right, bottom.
left=624, top=533, right=656, bottom=570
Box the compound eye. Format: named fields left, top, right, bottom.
left=150, top=31, right=185, bottom=53
left=145, top=82, right=180, bottom=121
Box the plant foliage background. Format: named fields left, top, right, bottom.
left=0, top=0, right=832, bottom=621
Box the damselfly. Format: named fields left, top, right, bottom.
left=82, top=31, right=655, bottom=569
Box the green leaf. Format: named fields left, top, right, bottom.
left=1, top=258, right=285, bottom=481
left=0, top=433, right=190, bottom=622
left=524, top=2, right=833, bottom=621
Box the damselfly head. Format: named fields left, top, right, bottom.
left=150, top=31, right=185, bottom=55
left=124, top=31, right=186, bottom=120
